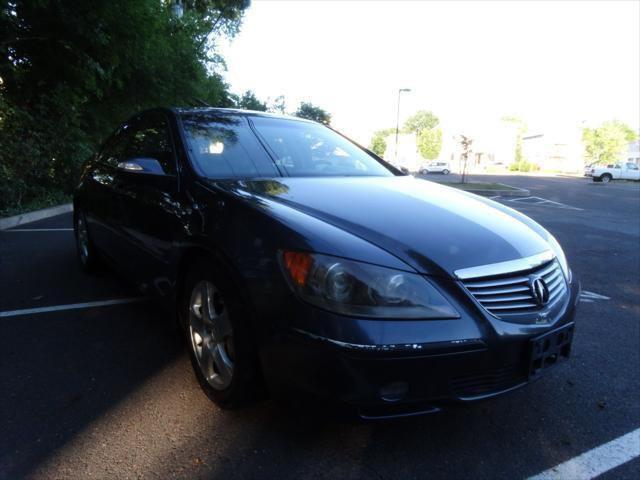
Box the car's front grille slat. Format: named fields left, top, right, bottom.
left=461, top=259, right=567, bottom=320
left=479, top=294, right=534, bottom=303
left=471, top=285, right=530, bottom=296
left=485, top=302, right=539, bottom=311
left=464, top=276, right=530, bottom=289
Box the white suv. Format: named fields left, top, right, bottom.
left=420, top=162, right=450, bottom=175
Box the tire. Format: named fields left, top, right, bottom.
left=74, top=209, right=101, bottom=273
left=601, top=174, right=612, bottom=183
left=443, top=169, right=450, bottom=175
left=421, top=169, right=429, bottom=175
left=180, top=259, right=262, bottom=408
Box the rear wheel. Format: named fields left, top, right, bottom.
left=74, top=209, right=101, bottom=273
left=181, top=260, right=262, bottom=408
left=420, top=169, right=428, bottom=175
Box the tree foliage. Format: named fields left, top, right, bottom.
left=369, top=128, right=394, bottom=156
left=402, top=110, right=442, bottom=160
left=0, top=0, right=249, bottom=214
left=294, top=102, right=331, bottom=124
left=582, top=120, right=638, bottom=165
left=268, top=95, right=286, bottom=114
left=417, top=128, right=443, bottom=160
left=501, top=116, right=528, bottom=167
left=234, top=90, right=267, bottom=111
left=403, top=110, right=439, bottom=134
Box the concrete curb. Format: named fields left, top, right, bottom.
left=0, top=203, right=73, bottom=230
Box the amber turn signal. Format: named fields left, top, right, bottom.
left=282, top=251, right=313, bottom=287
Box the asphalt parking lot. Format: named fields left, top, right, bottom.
left=1, top=175, right=639, bottom=479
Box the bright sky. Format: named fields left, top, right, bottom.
left=218, top=0, right=640, bottom=144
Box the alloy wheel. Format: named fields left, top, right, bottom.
left=188, top=280, right=235, bottom=390
left=76, top=215, right=89, bottom=264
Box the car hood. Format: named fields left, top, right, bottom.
left=214, top=176, right=551, bottom=277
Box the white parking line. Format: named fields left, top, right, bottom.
left=494, top=196, right=583, bottom=211
left=0, top=298, right=147, bottom=318
left=528, top=428, right=640, bottom=480
left=580, top=290, right=611, bottom=300
left=5, top=228, right=74, bottom=232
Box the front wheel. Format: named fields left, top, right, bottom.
left=420, top=169, right=428, bottom=175
left=74, top=209, right=101, bottom=273
left=601, top=174, right=612, bottom=183
left=181, top=261, right=262, bottom=408
left=443, top=169, right=450, bottom=175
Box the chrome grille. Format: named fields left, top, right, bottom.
left=462, top=259, right=567, bottom=318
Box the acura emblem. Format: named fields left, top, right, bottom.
left=530, top=277, right=550, bottom=306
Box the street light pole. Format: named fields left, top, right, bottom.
left=394, top=88, right=411, bottom=163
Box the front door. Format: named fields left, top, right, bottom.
left=113, top=112, right=184, bottom=296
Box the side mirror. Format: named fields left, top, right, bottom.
left=117, top=157, right=167, bottom=175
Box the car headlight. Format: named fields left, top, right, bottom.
left=280, top=251, right=459, bottom=319
left=547, top=234, right=571, bottom=283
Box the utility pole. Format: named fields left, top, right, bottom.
left=394, top=88, right=411, bottom=163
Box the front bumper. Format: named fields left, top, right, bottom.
left=259, top=278, right=580, bottom=419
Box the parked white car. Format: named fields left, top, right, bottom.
left=591, top=162, right=640, bottom=183
left=420, top=162, right=450, bottom=175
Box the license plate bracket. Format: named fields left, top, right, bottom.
left=528, top=323, right=574, bottom=379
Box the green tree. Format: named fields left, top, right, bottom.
left=294, top=102, right=331, bottom=124
left=369, top=128, right=394, bottom=156
left=402, top=111, right=442, bottom=160
left=0, top=0, right=249, bottom=214
left=235, top=90, right=267, bottom=111
left=582, top=120, right=638, bottom=165
left=403, top=111, right=439, bottom=134
left=268, top=95, right=287, bottom=114
left=417, top=128, right=443, bottom=160
left=501, top=116, right=528, bottom=169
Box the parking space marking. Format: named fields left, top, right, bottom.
left=528, top=427, right=640, bottom=480
left=493, top=196, right=583, bottom=211
left=580, top=290, right=611, bottom=301
left=4, top=228, right=74, bottom=232
left=0, top=298, right=147, bottom=318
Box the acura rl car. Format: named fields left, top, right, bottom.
left=73, top=108, right=579, bottom=419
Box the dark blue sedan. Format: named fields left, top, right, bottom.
left=73, top=108, right=579, bottom=418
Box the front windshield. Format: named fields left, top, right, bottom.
left=180, top=113, right=394, bottom=179
left=250, top=116, right=394, bottom=177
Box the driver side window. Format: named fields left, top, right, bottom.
left=125, top=113, right=176, bottom=175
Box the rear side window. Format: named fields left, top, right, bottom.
left=180, top=113, right=279, bottom=179
left=125, top=113, right=176, bottom=174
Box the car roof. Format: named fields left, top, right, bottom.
left=170, top=107, right=316, bottom=124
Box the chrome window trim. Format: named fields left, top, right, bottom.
left=454, top=250, right=555, bottom=280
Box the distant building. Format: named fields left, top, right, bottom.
left=521, top=131, right=583, bottom=172
left=620, top=140, right=640, bottom=166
